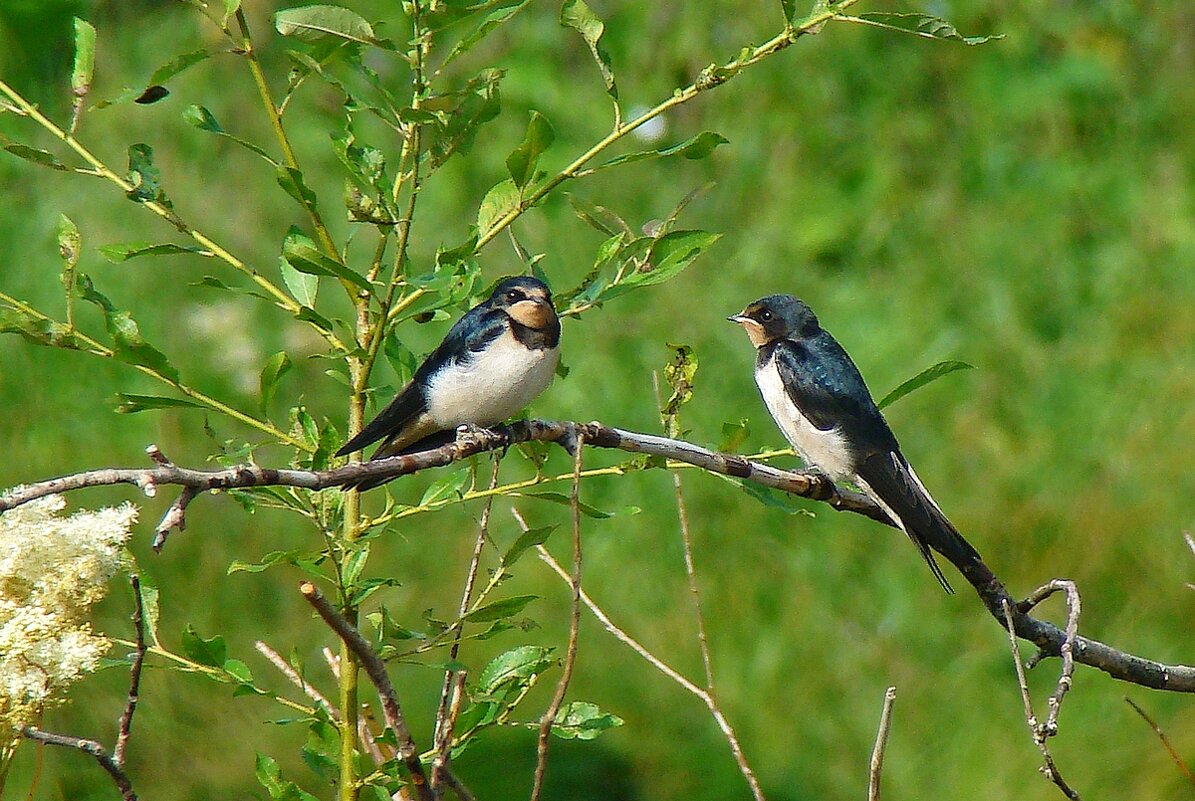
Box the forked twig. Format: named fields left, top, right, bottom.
left=868, top=686, right=898, bottom=801
left=113, top=575, right=148, bottom=768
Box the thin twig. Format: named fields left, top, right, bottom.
left=255, top=640, right=340, bottom=721
left=300, top=582, right=434, bottom=801
left=518, top=511, right=765, bottom=801
left=113, top=575, right=147, bottom=768
left=1019, top=580, right=1080, bottom=735
left=1124, top=697, right=1195, bottom=786
left=1002, top=600, right=1082, bottom=800
left=21, top=728, right=136, bottom=801
left=530, top=431, right=586, bottom=801
left=433, top=457, right=501, bottom=793
left=868, top=686, right=897, bottom=801
left=672, top=471, right=715, bottom=691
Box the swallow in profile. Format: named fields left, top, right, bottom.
left=337, top=275, right=561, bottom=490
left=728, top=294, right=982, bottom=593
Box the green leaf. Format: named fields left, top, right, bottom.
left=441, top=0, right=531, bottom=68
left=514, top=491, right=612, bottom=519
left=147, top=49, right=212, bottom=86
left=112, top=393, right=205, bottom=414
left=260, top=351, right=293, bottom=415
left=551, top=701, right=623, bottom=740
left=276, top=166, right=320, bottom=215
left=181, top=624, right=227, bottom=668
left=281, top=226, right=370, bottom=290
left=76, top=273, right=179, bottom=381
left=476, top=178, right=520, bottom=234
left=256, top=752, right=321, bottom=801
left=661, top=342, right=697, bottom=432
left=135, top=575, right=161, bottom=647
left=4, top=144, right=69, bottom=171
left=0, top=306, right=77, bottom=349
left=71, top=18, right=97, bottom=98
left=566, top=194, right=631, bottom=237
left=125, top=143, right=168, bottom=204
left=57, top=214, right=80, bottom=289
left=501, top=525, right=557, bottom=567
left=228, top=549, right=325, bottom=576
left=477, top=645, right=553, bottom=695
left=614, top=230, right=720, bottom=292
left=465, top=594, right=539, bottom=623
left=183, top=105, right=276, bottom=163
left=99, top=241, right=210, bottom=262
left=559, top=0, right=617, bottom=102
left=280, top=257, right=319, bottom=306
left=224, top=658, right=254, bottom=684
left=505, top=111, right=555, bottom=189
left=738, top=479, right=813, bottom=516
left=598, top=131, right=729, bottom=170
left=877, top=360, right=975, bottom=410
left=779, top=0, right=797, bottom=24
left=418, top=468, right=471, bottom=507
left=718, top=419, right=750, bottom=453
left=850, top=13, right=1003, bottom=46
left=223, top=0, right=242, bottom=24
left=275, top=4, right=376, bottom=44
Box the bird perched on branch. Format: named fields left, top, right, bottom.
left=337, top=275, right=561, bottom=491
left=728, top=294, right=982, bottom=593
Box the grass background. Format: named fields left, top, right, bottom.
left=2, top=1, right=1194, bottom=799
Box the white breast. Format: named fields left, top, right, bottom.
left=425, top=334, right=559, bottom=428
left=755, top=355, right=854, bottom=480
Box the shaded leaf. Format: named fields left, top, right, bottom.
left=567, top=194, right=631, bottom=237
left=181, top=624, right=227, bottom=668
left=125, top=143, right=168, bottom=204
left=112, top=393, right=204, bottom=414
left=477, top=645, right=553, bottom=695
left=280, top=257, right=319, bottom=306
left=851, top=12, right=1003, bottom=46
left=275, top=4, right=375, bottom=44
left=135, top=86, right=170, bottom=104
left=281, top=226, right=370, bottom=290
left=465, top=594, right=539, bottom=623
left=552, top=701, right=623, bottom=740
left=779, top=0, right=797, bottom=24
left=76, top=273, right=179, bottom=381
left=136, top=575, right=161, bottom=647
left=501, top=525, right=557, bottom=567
left=148, top=49, right=212, bottom=86
left=260, top=351, right=293, bottom=415
left=0, top=307, right=77, bottom=349
left=419, top=468, right=471, bottom=507
left=441, top=0, right=531, bottom=68
left=877, top=360, right=975, bottom=410
left=183, top=104, right=276, bottom=163
left=99, top=241, right=210, bottom=262
left=57, top=214, right=80, bottom=287
left=598, top=131, right=728, bottom=170
left=559, top=0, right=617, bottom=101
left=514, top=491, right=612, bottom=519
left=506, top=110, right=555, bottom=189
left=4, top=144, right=70, bottom=171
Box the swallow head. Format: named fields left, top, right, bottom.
left=493, top=275, right=558, bottom=330
left=728, top=294, right=820, bottom=347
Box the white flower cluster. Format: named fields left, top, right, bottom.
left=0, top=492, right=137, bottom=742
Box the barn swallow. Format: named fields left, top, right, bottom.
left=728, top=294, right=982, bottom=593
left=337, top=275, right=560, bottom=490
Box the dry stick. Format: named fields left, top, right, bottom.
left=255, top=640, right=341, bottom=722
left=21, top=728, right=136, bottom=801
left=868, top=687, right=898, bottom=801
left=1002, top=600, right=1082, bottom=800
left=3, top=419, right=1194, bottom=693
left=519, top=511, right=765, bottom=801
left=432, top=458, right=502, bottom=794
left=300, top=582, right=434, bottom=801
left=1124, top=697, right=1195, bottom=786
left=1020, top=580, right=1080, bottom=735
left=530, top=432, right=586, bottom=801
left=113, top=575, right=147, bottom=768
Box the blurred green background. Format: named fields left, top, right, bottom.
left=2, top=0, right=1194, bottom=799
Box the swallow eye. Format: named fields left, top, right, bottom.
left=759, top=309, right=773, bottom=322
left=505, top=289, right=522, bottom=303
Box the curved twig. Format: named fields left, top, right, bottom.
left=2, top=419, right=1193, bottom=693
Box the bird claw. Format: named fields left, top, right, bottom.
left=454, top=423, right=493, bottom=448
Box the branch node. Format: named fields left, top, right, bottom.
left=144, top=444, right=173, bottom=467
left=152, top=486, right=198, bottom=552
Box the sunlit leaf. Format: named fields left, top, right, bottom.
left=418, top=468, right=471, bottom=507
left=877, top=360, right=975, bottom=410
left=0, top=307, right=77, bottom=349
left=477, top=645, right=554, bottom=695
left=181, top=624, right=227, bottom=668
left=501, top=524, right=557, bottom=567
left=551, top=701, right=623, bottom=740
left=281, top=226, right=370, bottom=290
left=260, top=351, right=293, bottom=415
left=597, top=131, right=728, bottom=170
left=280, top=257, right=319, bottom=306
left=718, top=419, right=750, bottom=452
left=441, top=0, right=531, bottom=68
left=506, top=110, right=555, bottom=189
left=464, top=594, right=539, bottom=623
left=476, top=178, right=520, bottom=234
left=661, top=342, right=697, bottom=432
left=70, top=18, right=96, bottom=98
left=559, top=0, right=617, bottom=101
left=275, top=4, right=376, bottom=44
left=276, top=165, right=320, bottom=215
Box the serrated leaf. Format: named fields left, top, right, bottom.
left=551, top=701, right=623, bottom=740
left=477, top=178, right=520, bottom=234
left=850, top=12, right=1002, bottom=46
left=281, top=226, right=370, bottom=290
left=560, top=0, right=617, bottom=101
left=598, top=131, right=729, bottom=170
left=71, top=18, right=96, bottom=98
left=99, top=241, right=210, bottom=262
left=112, top=393, right=204, bottom=414
left=181, top=624, right=227, bottom=668
left=76, top=273, right=179, bottom=381
left=506, top=110, right=555, bottom=189
left=877, top=360, right=975, bottom=410
left=260, top=351, right=293, bottom=415
left=501, top=525, right=557, bottom=567
left=280, top=258, right=319, bottom=306
left=477, top=645, right=553, bottom=695
left=4, top=144, right=69, bottom=171
left=276, top=165, right=319, bottom=214
left=465, top=594, right=539, bottom=623
left=613, top=230, right=720, bottom=292
left=441, top=0, right=531, bottom=68
left=275, top=4, right=375, bottom=44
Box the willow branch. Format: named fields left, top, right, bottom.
left=22, top=728, right=136, bottom=801
left=3, top=419, right=1193, bottom=693
left=868, top=686, right=897, bottom=801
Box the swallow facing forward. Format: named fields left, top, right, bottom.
left=337, top=276, right=561, bottom=490
left=729, top=294, right=982, bottom=593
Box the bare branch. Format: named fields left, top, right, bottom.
left=255, top=640, right=340, bottom=722
left=1002, top=600, right=1082, bottom=800
left=531, top=432, right=586, bottom=801
left=868, top=686, right=897, bottom=801
left=1020, top=580, right=1080, bottom=735
left=299, top=582, right=433, bottom=801
left=1124, top=697, right=1195, bottom=786
left=22, top=727, right=136, bottom=801
left=3, top=419, right=1194, bottom=693
left=113, top=575, right=147, bottom=768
